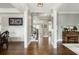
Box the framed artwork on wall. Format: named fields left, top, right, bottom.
left=9, top=18, right=23, bottom=26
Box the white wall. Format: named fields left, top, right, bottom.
left=0, top=13, right=24, bottom=41
left=58, top=14, right=79, bottom=41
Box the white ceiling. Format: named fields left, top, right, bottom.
left=0, top=3, right=79, bottom=14
left=1, top=3, right=79, bottom=21
left=27, top=3, right=62, bottom=13
left=0, top=3, right=14, bottom=8
left=0, top=3, right=79, bottom=13
left=0, top=3, right=22, bottom=13
left=28, top=3, right=79, bottom=21
left=26, top=3, right=79, bottom=13
left=58, top=3, right=79, bottom=12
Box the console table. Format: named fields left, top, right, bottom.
left=62, top=31, right=79, bottom=43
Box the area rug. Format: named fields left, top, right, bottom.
left=63, top=43, right=79, bottom=55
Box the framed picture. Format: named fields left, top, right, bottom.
left=9, top=18, right=23, bottom=26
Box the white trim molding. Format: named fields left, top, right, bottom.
left=27, top=39, right=38, bottom=48
left=58, top=11, right=79, bottom=14
left=0, top=8, right=21, bottom=13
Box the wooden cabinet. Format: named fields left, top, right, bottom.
left=62, top=31, right=79, bottom=43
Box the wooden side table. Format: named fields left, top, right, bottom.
left=62, top=31, right=79, bottom=43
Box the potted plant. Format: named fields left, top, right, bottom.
left=73, top=26, right=77, bottom=31
left=64, top=28, right=68, bottom=31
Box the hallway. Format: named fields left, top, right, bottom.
left=26, top=37, right=76, bottom=55
left=26, top=37, right=54, bottom=55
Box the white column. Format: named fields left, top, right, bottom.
left=38, top=24, right=42, bottom=47
left=24, top=8, right=28, bottom=48
left=53, top=10, right=57, bottom=48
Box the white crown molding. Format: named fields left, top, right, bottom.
left=0, top=8, right=21, bottom=13
left=58, top=11, right=79, bottom=14
left=11, top=3, right=28, bottom=12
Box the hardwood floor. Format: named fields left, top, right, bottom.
left=0, top=37, right=77, bottom=55
left=26, top=37, right=76, bottom=55
left=0, top=42, right=24, bottom=55
left=26, top=37, right=53, bottom=55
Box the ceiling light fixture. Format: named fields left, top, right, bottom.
left=37, top=3, right=43, bottom=7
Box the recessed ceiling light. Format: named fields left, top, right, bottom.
left=37, top=3, right=43, bottom=7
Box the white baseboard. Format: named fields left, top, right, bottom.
left=30, top=39, right=38, bottom=42
left=51, top=39, right=62, bottom=48
left=43, top=35, right=48, bottom=37
left=57, top=39, right=62, bottom=42
left=27, top=40, right=32, bottom=46
left=27, top=39, right=38, bottom=47
left=8, top=37, right=24, bottom=42
left=51, top=42, right=57, bottom=48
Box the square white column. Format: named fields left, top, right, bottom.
left=24, top=9, right=28, bottom=48
left=53, top=10, right=57, bottom=48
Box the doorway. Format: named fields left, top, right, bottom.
left=31, top=13, right=53, bottom=47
